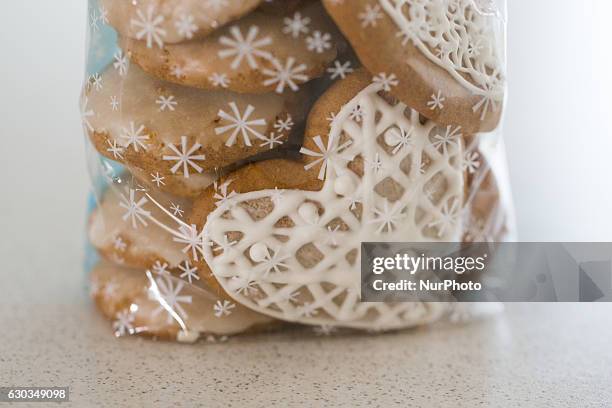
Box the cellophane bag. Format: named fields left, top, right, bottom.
left=81, top=0, right=514, bottom=342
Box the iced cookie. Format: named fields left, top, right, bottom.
left=90, top=261, right=276, bottom=341
left=187, top=70, right=467, bottom=329
left=120, top=1, right=339, bottom=94
left=83, top=64, right=303, bottom=177
left=321, top=0, right=505, bottom=133
left=100, top=0, right=262, bottom=45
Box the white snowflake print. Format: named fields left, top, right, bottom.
left=232, top=276, right=259, bottom=296
left=300, top=135, right=352, bottom=180
left=171, top=65, right=185, bottom=78
left=110, top=95, right=120, bottom=111
left=428, top=199, right=460, bottom=237
left=90, top=73, right=103, bottom=91
left=178, top=261, right=199, bottom=284
left=427, top=90, right=446, bottom=111
left=106, top=139, right=124, bottom=159
left=213, top=300, right=235, bottom=318
left=299, top=302, right=319, bottom=318
left=283, top=12, right=311, bottom=38
left=113, top=310, right=135, bottom=337
left=359, top=4, right=383, bottom=27
left=373, top=72, right=398, bottom=91
left=368, top=153, right=384, bottom=173
left=313, top=324, right=337, bottom=336
left=462, top=151, right=481, bottom=174
left=149, top=275, right=192, bottom=324
left=270, top=188, right=284, bottom=206
left=467, top=39, right=483, bottom=57
left=213, top=180, right=237, bottom=209
left=119, top=188, right=150, bottom=229
left=257, top=247, right=290, bottom=276
left=102, top=281, right=117, bottom=300
left=120, top=122, right=149, bottom=152
left=131, top=6, right=167, bottom=48
left=113, top=236, right=127, bottom=252
left=327, top=60, right=353, bottom=80
left=90, top=9, right=100, bottom=32
left=260, top=132, right=284, bottom=150
left=150, top=172, right=165, bottom=187
left=384, top=126, right=414, bottom=155
left=305, top=31, right=332, bottom=54
left=274, top=115, right=294, bottom=134
left=170, top=202, right=184, bottom=217
left=113, top=50, right=129, bottom=76
left=218, top=25, right=272, bottom=70
left=432, top=125, right=461, bottom=154
left=208, top=72, right=230, bottom=88
left=371, top=200, right=406, bottom=234
left=215, top=102, right=267, bottom=147
left=174, top=224, right=206, bottom=261
left=175, top=14, right=198, bottom=39
left=152, top=260, right=170, bottom=276
left=472, top=84, right=500, bottom=121
left=156, top=95, right=177, bottom=112
left=163, top=136, right=206, bottom=178
left=98, top=5, right=109, bottom=25
left=212, top=235, right=237, bottom=255
left=262, top=57, right=308, bottom=94
left=80, top=96, right=94, bottom=132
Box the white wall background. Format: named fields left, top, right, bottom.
left=0, top=1, right=611, bottom=302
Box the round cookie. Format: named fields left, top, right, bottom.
left=99, top=0, right=263, bottom=45
left=84, top=64, right=304, bottom=176
left=90, top=261, right=276, bottom=341
left=321, top=0, right=505, bottom=133
left=89, top=183, right=194, bottom=270
left=188, top=69, right=468, bottom=330
left=120, top=1, right=340, bottom=94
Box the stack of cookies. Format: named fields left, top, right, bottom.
left=82, top=0, right=511, bottom=342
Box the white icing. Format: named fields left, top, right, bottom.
left=377, top=0, right=505, bottom=118
left=333, top=175, right=355, bottom=197
left=249, top=243, right=270, bottom=263
left=201, top=81, right=465, bottom=329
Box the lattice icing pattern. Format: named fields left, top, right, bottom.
left=378, top=0, right=505, bottom=117
left=201, top=82, right=466, bottom=329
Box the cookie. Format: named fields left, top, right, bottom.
left=100, top=0, right=263, bottom=45
left=90, top=261, right=276, bottom=341
left=120, top=1, right=339, bottom=94
left=84, top=64, right=304, bottom=177
left=321, top=0, right=505, bottom=133
left=187, top=70, right=467, bottom=329
left=89, top=183, right=194, bottom=270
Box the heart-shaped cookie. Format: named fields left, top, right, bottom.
left=189, top=70, right=471, bottom=329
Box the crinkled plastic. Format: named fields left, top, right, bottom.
left=81, top=0, right=514, bottom=342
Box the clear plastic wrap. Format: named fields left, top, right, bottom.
left=81, top=0, right=514, bottom=342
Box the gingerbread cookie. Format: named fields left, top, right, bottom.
left=120, top=1, right=340, bottom=94
left=90, top=261, right=276, bottom=341
left=128, top=164, right=219, bottom=199
left=83, top=64, right=304, bottom=177
left=321, top=0, right=505, bottom=132
left=187, top=70, right=467, bottom=329
left=99, top=0, right=263, bottom=45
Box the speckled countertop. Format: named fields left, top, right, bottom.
left=1, top=301, right=611, bottom=407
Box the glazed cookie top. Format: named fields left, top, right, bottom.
left=83, top=64, right=303, bottom=175
left=188, top=70, right=468, bottom=329
left=121, top=1, right=340, bottom=94
left=322, top=0, right=506, bottom=132
left=100, top=0, right=263, bottom=45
